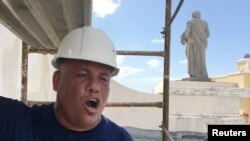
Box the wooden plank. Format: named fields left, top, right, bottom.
left=0, top=1, right=40, bottom=47
left=24, top=0, right=60, bottom=47
left=2, top=0, right=52, bottom=48
left=83, top=0, right=92, bottom=26
left=59, top=0, right=92, bottom=31
left=60, top=0, right=76, bottom=31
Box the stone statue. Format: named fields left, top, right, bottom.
left=181, top=10, right=210, bottom=81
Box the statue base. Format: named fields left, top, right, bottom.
left=182, top=77, right=211, bottom=82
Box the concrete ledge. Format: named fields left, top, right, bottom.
left=125, top=127, right=208, bottom=141
left=170, top=80, right=239, bottom=88
left=169, top=94, right=240, bottom=115
left=170, top=114, right=245, bottom=132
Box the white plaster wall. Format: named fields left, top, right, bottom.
left=0, top=24, right=22, bottom=99
left=169, top=95, right=240, bottom=115
left=28, top=54, right=56, bottom=101
left=104, top=107, right=162, bottom=130
left=169, top=114, right=245, bottom=132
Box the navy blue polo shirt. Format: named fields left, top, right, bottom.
left=0, top=96, right=133, bottom=141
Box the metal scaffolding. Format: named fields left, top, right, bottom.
left=17, top=0, right=184, bottom=141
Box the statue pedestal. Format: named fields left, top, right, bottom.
left=169, top=81, right=247, bottom=132
left=182, top=77, right=211, bottom=82
left=104, top=80, right=250, bottom=133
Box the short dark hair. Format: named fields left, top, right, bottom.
left=56, top=58, right=69, bottom=68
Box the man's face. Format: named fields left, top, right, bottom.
left=53, top=59, right=111, bottom=130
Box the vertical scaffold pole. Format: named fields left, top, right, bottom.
left=163, top=0, right=171, bottom=141
left=21, top=42, right=29, bottom=103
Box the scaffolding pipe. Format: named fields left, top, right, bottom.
left=165, top=0, right=184, bottom=30
left=162, top=0, right=171, bottom=141
left=106, top=102, right=163, bottom=108
left=29, top=47, right=57, bottom=54
left=29, top=48, right=165, bottom=57
left=26, top=101, right=163, bottom=108
left=160, top=125, right=175, bottom=141
left=21, top=42, right=29, bottom=103
left=117, top=50, right=164, bottom=57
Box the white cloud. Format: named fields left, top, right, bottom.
left=93, top=0, right=121, bottom=18
left=116, top=55, right=125, bottom=64
left=118, top=66, right=143, bottom=78
left=147, top=59, right=161, bottom=68
left=178, top=59, right=187, bottom=64
left=151, top=38, right=164, bottom=43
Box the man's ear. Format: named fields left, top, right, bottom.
left=53, top=70, right=61, bottom=91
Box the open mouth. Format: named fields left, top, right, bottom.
left=86, top=99, right=99, bottom=109
left=84, top=98, right=100, bottom=113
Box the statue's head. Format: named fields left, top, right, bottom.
left=192, top=11, right=201, bottom=19
left=244, top=53, right=250, bottom=58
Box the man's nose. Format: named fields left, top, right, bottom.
left=86, top=78, right=100, bottom=93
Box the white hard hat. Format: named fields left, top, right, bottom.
left=52, top=26, right=119, bottom=76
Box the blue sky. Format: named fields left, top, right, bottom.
left=92, top=0, right=250, bottom=93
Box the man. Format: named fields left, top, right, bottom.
left=0, top=26, right=134, bottom=141
left=181, top=10, right=210, bottom=81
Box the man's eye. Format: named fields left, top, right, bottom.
left=101, top=77, right=109, bottom=82
left=77, top=73, right=87, bottom=77
left=101, top=78, right=107, bottom=82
